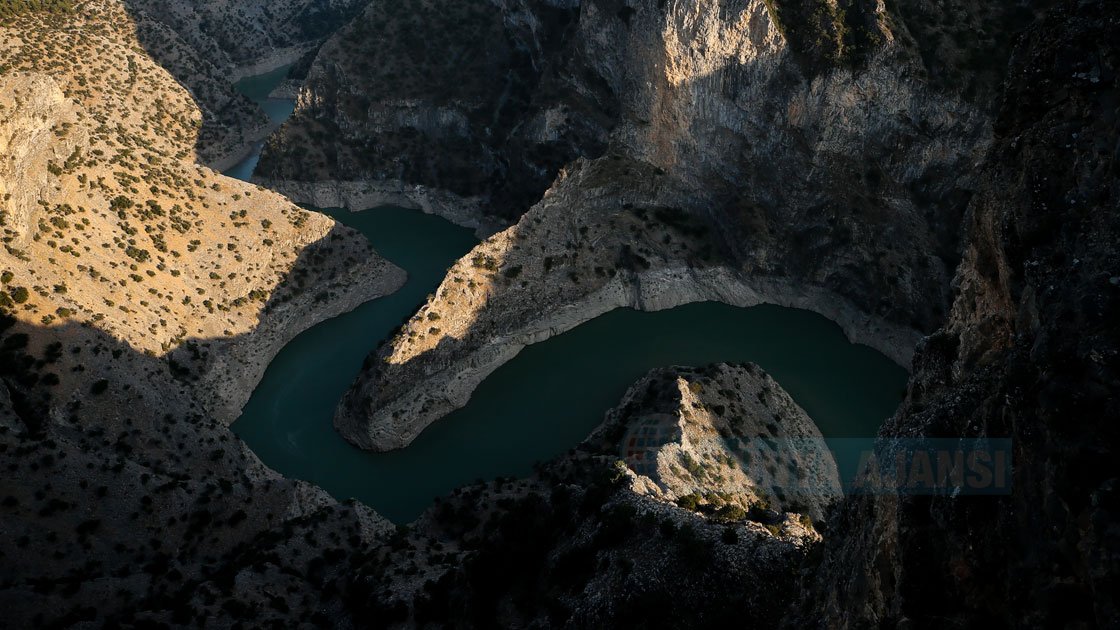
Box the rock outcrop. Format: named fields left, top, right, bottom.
left=341, top=362, right=827, bottom=627
left=590, top=363, right=841, bottom=523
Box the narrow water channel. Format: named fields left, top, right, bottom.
left=226, top=68, right=909, bottom=524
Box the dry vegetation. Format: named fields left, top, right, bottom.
left=0, top=3, right=404, bottom=625
left=0, top=1, right=370, bottom=367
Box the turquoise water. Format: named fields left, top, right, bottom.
left=224, top=65, right=297, bottom=182
left=225, top=70, right=910, bottom=524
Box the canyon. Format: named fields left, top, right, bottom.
left=265, top=0, right=995, bottom=452
left=0, top=0, right=1116, bottom=627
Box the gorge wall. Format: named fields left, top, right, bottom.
left=120, top=0, right=371, bottom=168
left=799, top=2, right=1120, bottom=624
left=261, top=0, right=1120, bottom=625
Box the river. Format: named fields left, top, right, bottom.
left=226, top=67, right=909, bottom=524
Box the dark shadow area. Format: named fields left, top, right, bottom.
left=255, top=0, right=618, bottom=223
left=796, top=3, right=1120, bottom=625
left=116, top=0, right=369, bottom=166
left=0, top=220, right=386, bottom=626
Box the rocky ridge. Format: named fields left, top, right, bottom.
left=335, top=151, right=926, bottom=451
left=590, top=363, right=841, bottom=523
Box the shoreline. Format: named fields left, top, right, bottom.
left=202, top=50, right=308, bottom=173
left=205, top=126, right=272, bottom=175
left=336, top=264, right=920, bottom=452
left=197, top=230, right=407, bottom=425
left=194, top=58, right=412, bottom=423
left=229, top=45, right=315, bottom=83
left=252, top=177, right=509, bottom=238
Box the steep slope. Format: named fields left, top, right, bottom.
left=0, top=3, right=405, bottom=625
left=114, top=0, right=370, bottom=168
left=0, top=1, right=404, bottom=419
left=123, top=0, right=370, bottom=77
left=590, top=363, right=841, bottom=523
left=799, top=1, right=1120, bottom=625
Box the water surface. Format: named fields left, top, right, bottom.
left=224, top=65, right=296, bottom=182
left=225, top=68, right=909, bottom=524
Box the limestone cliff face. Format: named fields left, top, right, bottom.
left=798, top=1, right=1120, bottom=625
left=333, top=0, right=998, bottom=453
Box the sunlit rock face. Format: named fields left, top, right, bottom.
left=0, top=6, right=404, bottom=417
left=590, top=363, right=841, bottom=524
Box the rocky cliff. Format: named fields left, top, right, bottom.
left=116, top=0, right=371, bottom=168
left=256, top=0, right=612, bottom=226
left=123, top=0, right=368, bottom=76
left=331, top=0, right=999, bottom=452
left=302, top=0, right=1119, bottom=625
left=2, top=0, right=1116, bottom=626
left=592, top=363, right=841, bottom=523
left=798, top=1, right=1120, bottom=625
